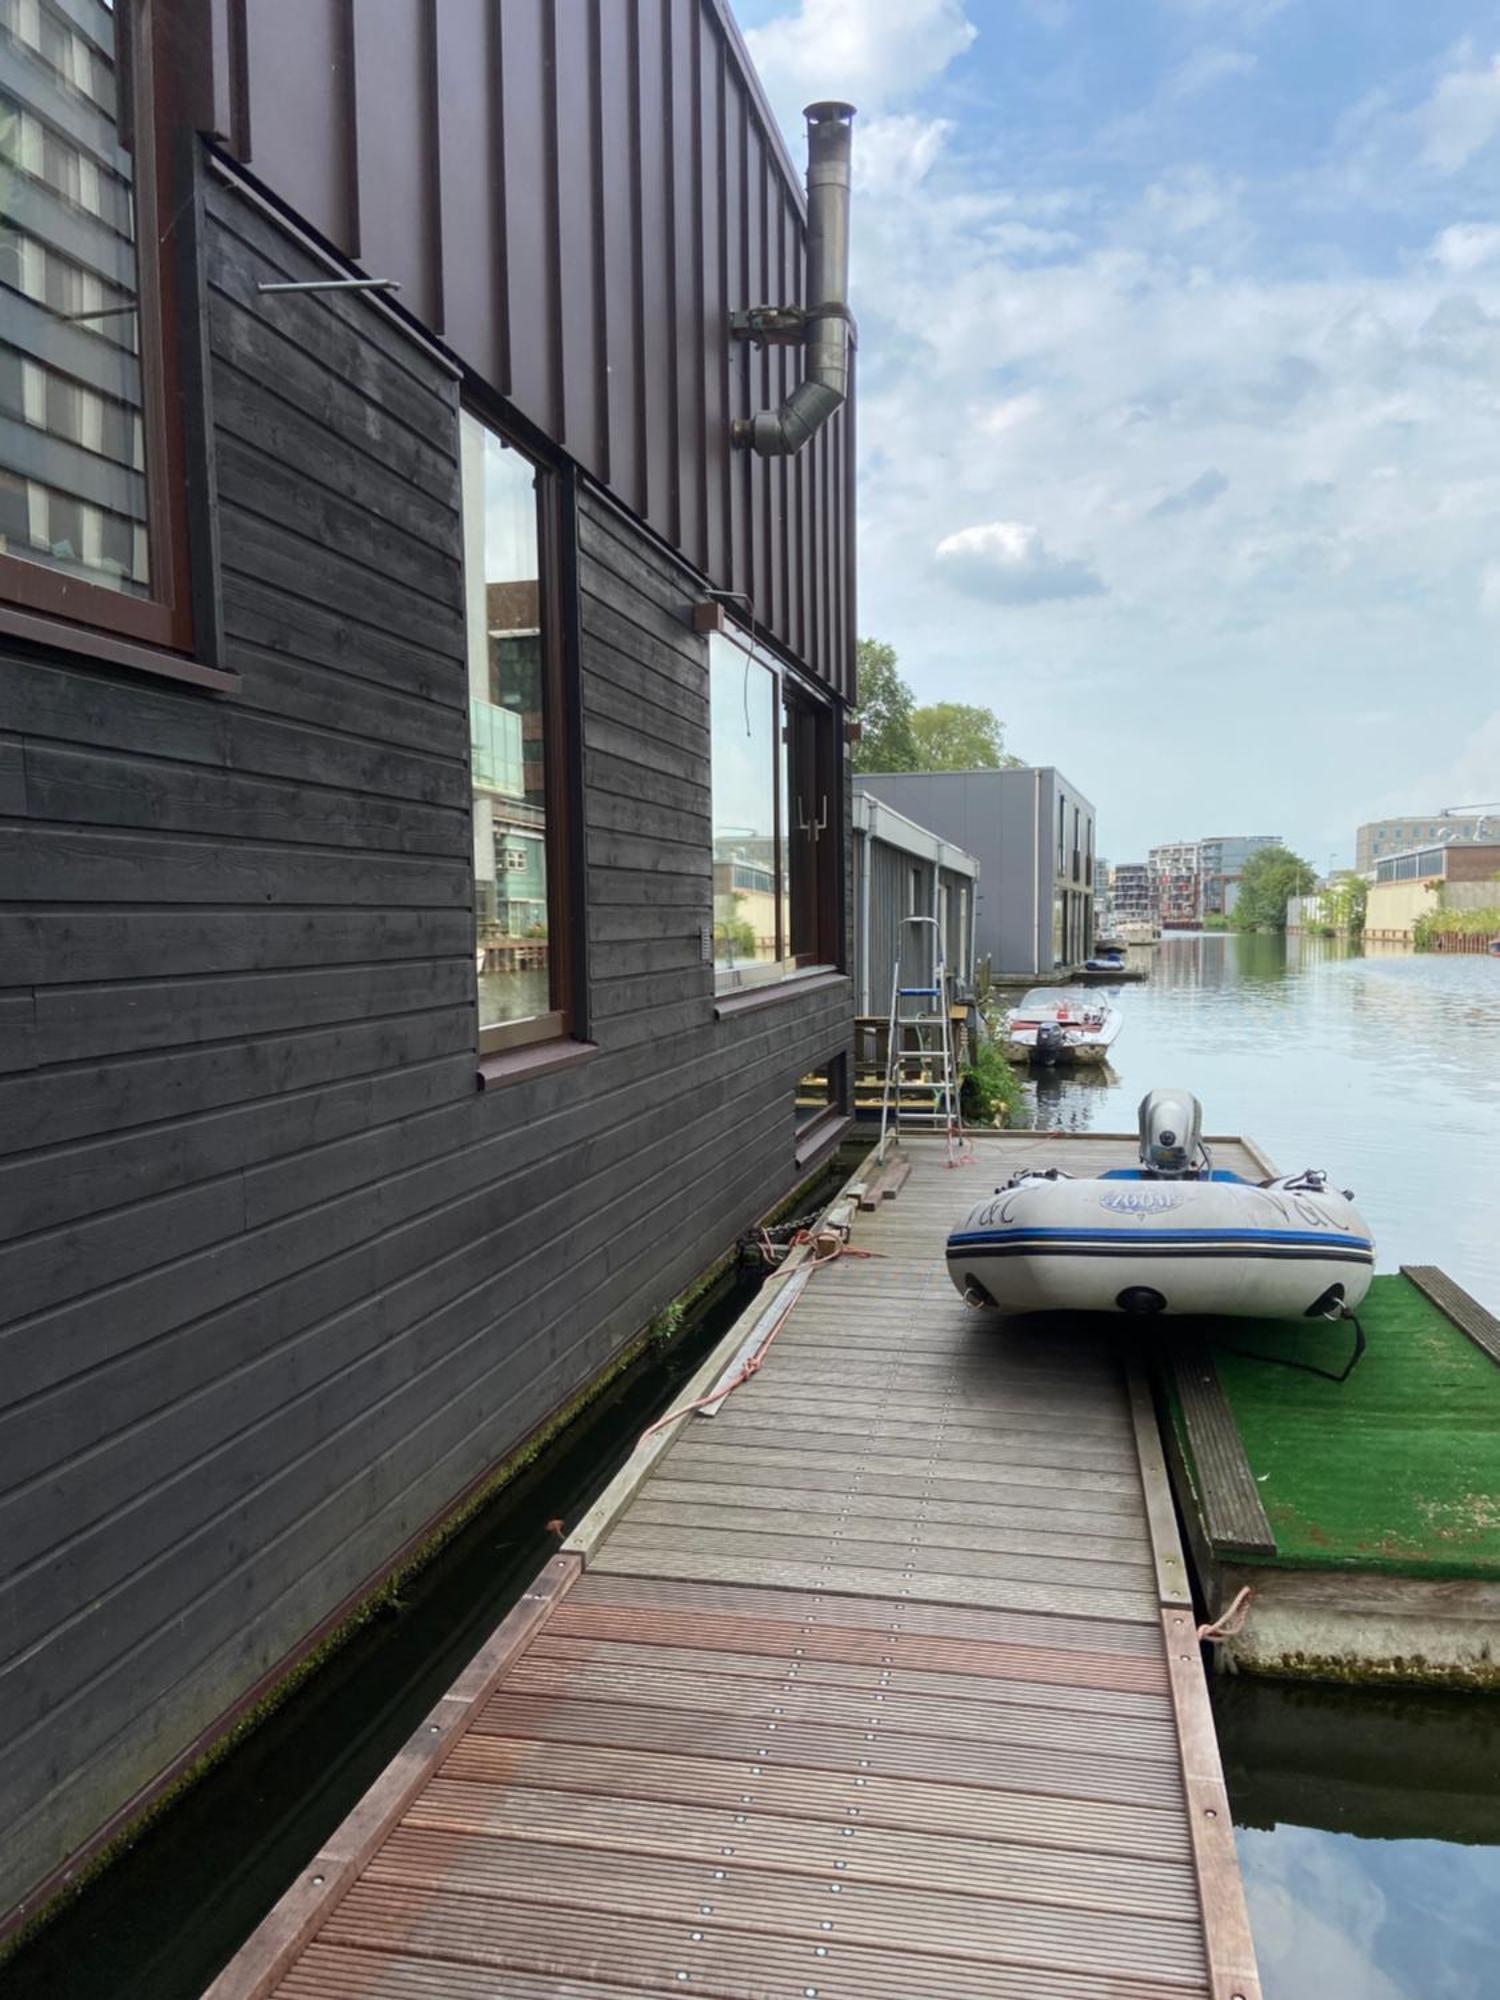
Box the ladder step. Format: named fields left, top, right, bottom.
left=897, top=987, right=940, bottom=997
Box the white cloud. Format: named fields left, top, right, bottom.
left=744, top=0, right=977, bottom=123
left=856, top=113, right=953, bottom=195
left=1418, top=48, right=1500, bottom=175
left=934, top=521, right=1106, bottom=604
left=1431, top=221, right=1500, bottom=272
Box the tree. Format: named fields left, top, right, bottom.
left=1317, top=871, right=1368, bottom=936
left=852, top=638, right=917, bottom=773
left=910, top=702, right=1021, bottom=772
left=852, top=635, right=1023, bottom=773
left=1233, top=845, right=1319, bottom=931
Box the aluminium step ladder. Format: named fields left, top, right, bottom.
left=877, top=915, right=970, bottom=1167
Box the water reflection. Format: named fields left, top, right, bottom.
left=1215, top=1678, right=1500, bottom=2000
left=1006, top=932, right=1500, bottom=1309
left=1040, top=936, right=1500, bottom=1997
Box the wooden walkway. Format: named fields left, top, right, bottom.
left=209, top=1135, right=1262, bottom=2000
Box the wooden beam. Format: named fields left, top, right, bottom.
left=1171, top=1345, right=1276, bottom=1557
left=1402, top=1264, right=1500, bottom=1368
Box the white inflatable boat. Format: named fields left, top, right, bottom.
left=947, top=1090, right=1374, bottom=1321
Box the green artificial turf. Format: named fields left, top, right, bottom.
left=1174, top=1274, right=1500, bottom=1579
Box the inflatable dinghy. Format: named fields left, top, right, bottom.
left=947, top=1089, right=1374, bottom=1321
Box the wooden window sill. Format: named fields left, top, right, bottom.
left=476, top=1037, right=597, bottom=1091
left=714, top=970, right=849, bottom=1020
left=795, top=1109, right=853, bottom=1168
left=0, top=606, right=238, bottom=695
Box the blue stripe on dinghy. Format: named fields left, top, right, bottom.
left=1097, top=1168, right=1250, bottom=1183
left=947, top=1225, right=1374, bottom=1251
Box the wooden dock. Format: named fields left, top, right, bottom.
left=208, top=1135, right=1262, bottom=2000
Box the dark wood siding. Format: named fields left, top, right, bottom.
left=200, top=0, right=855, bottom=701
left=0, top=170, right=852, bottom=1928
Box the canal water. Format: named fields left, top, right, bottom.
left=1018, top=932, right=1500, bottom=2000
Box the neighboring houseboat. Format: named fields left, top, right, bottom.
left=0, top=0, right=856, bottom=1937
left=857, top=766, right=1097, bottom=977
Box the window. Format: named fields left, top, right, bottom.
left=0, top=0, right=197, bottom=659
left=461, top=409, right=573, bottom=1055
left=710, top=630, right=839, bottom=993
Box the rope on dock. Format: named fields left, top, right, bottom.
left=1197, top=1584, right=1253, bottom=1643
left=637, top=1232, right=883, bottom=1442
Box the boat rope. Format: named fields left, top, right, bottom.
left=638, top=1235, right=884, bottom=1441
left=1197, top=1584, right=1253, bottom=1643
left=1210, top=1306, right=1367, bottom=1385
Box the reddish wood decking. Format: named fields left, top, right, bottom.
left=207, top=1136, right=1263, bottom=2000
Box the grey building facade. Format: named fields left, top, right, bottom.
left=852, top=789, right=978, bottom=1015
left=1356, top=814, right=1499, bottom=874
left=856, top=769, right=1095, bottom=977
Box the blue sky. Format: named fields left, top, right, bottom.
left=737, top=0, right=1500, bottom=868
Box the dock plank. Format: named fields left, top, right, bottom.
left=215, top=1134, right=1260, bottom=2000
left=1170, top=1346, right=1277, bottom=1557
left=1402, top=1263, right=1500, bottom=1368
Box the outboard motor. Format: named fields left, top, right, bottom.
left=1034, top=1021, right=1066, bottom=1067
left=1138, top=1088, right=1204, bottom=1178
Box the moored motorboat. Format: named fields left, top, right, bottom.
left=1004, top=987, right=1122, bottom=1066
left=1084, top=945, right=1126, bottom=972
left=947, top=1089, right=1375, bottom=1321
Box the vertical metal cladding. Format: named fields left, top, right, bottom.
left=204, top=0, right=855, bottom=699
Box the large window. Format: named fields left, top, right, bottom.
left=0, top=0, right=195, bottom=657
left=710, top=630, right=839, bottom=993
left=461, top=409, right=572, bottom=1055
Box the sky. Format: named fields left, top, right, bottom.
left=736, top=0, right=1500, bottom=869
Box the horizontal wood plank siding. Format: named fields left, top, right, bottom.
left=0, top=172, right=852, bottom=1931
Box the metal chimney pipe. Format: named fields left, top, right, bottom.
left=735, top=101, right=855, bottom=456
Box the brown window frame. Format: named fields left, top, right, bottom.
left=710, top=625, right=843, bottom=998
left=464, top=413, right=582, bottom=1065
left=0, top=0, right=210, bottom=678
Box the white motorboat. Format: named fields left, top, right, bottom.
left=1117, top=920, right=1159, bottom=945
left=1004, top=987, right=1123, bottom=1066
left=946, top=1090, right=1375, bottom=1323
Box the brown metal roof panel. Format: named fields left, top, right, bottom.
left=635, top=0, right=679, bottom=538
left=669, top=0, right=707, bottom=573
left=240, top=0, right=357, bottom=254
left=701, top=15, right=731, bottom=589
left=597, top=0, right=645, bottom=512
left=553, top=0, right=609, bottom=472
left=497, top=0, right=558, bottom=433
left=350, top=0, right=441, bottom=330
left=433, top=0, right=506, bottom=386
left=445, top=1734, right=1194, bottom=1861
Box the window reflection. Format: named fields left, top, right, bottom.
left=461, top=411, right=552, bottom=1033
left=710, top=636, right=779, bottom=977
left=0, top=0, right=151, bottom=594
